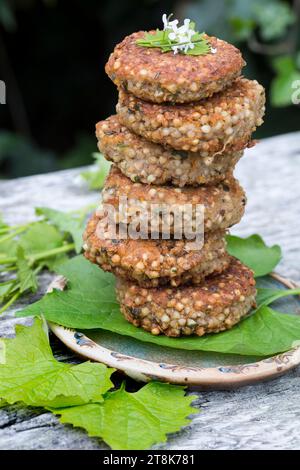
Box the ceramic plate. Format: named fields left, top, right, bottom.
left=48, top=273, right=300, bottom=389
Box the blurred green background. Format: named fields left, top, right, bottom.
left=0, top=0, right=299, bottom=179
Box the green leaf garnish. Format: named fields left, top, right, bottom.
left=0, top=318, right=114, bottom=407
left=18, top=255, right=300, bottom=356
left=137, top=31, right=211, bottom=55
left=226, top=234, right=282, bottom=277
left=136, top=15, right=212, bottom=56
left=52, top=382, right=197, bottom=450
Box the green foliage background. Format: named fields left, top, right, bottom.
left=0, top=0, right=299, bottom=179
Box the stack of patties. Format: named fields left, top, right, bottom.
left=83, top=26, right=265, bottom=337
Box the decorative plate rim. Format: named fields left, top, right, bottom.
left=48, top=273, right=300, bottom=389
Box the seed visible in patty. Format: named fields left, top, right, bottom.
left=105, top=31, right=245, bottom=103
left=96, top=115, right=251, bottom=187
left=116, top=78, right=265, bottom=153
left=116, top=257, right=256, bottom=337
left=102, top=166, right=246, bottom=234
left=83, top=212, right=230, bottom=287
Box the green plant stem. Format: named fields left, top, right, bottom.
left=0, top=222, right=36, bottom=243
left=138, top=39, right=205, bottom=46
left=0, top=243, right=75, bottom=266
left=0, top=225, right=24, bottom=235
left=0, top=281, right=14, bottom=289
left=0, top=266, right=16, bottom=272
left=33, top=265, right=43, bottom=275
left=0, top=262, right=50, bottom=314
left=0, top=291, right=21, bottom=314
left=137, top=34, right=206, bottom=48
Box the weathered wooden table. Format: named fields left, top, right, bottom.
left=0, top=132, right=300, bottom=450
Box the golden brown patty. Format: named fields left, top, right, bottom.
left=102, top=166, right=246, bottom=234
left=116, top=78, right=265, bottom=153
left=96, top=115, right=248, bottom=187
left=83, top=213, right=230, bottom=287
left=105, top=31, right=245, bottom=103
left=116, top=257, right=256, bottom=337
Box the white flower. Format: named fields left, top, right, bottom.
left=162, top=14, right=197, bottom=54
left=168, top=32, right=177, bottom=41
left=183, top=18, right=191, bottom=30
left=163, top=14, right=178, bottom=32
left=211, top=47, right=217, bottom=54
left=161, top=13, right=211, bottom=55
left=162, top=14, right=168, bottom=29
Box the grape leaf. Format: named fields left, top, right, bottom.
left=52, top=382, right=198, bottom=450
left=18, top=256, right=300, bottom=356
left=0, top=318, right=114, bottom=407
left=36, top=207, right=85, bottom=254
left=226, top=234, right=282, bottom=277
left=16, top=246, right=38, bottom=293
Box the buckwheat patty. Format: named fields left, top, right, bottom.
left=102, top=166, right=246, bottom=234
left=116, top=78, right=265, bottom=153
left=83, top=213, right=230, bottom=288
left=105, top=31, right=245, bottom=103
left=116, top=257, right=256, bottom=337
left=96, top=115, right=248, bottom=187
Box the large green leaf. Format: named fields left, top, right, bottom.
left=19, top=221, right=68, bottom=269
left=53, top=382, right=197, bottom=450
left=18, top=256, right=300, bottom=356
left=226, top=234, right=282, bottom=277
left=256, top=287, right=300, bottom=309
left=19, top=222, right=64, bottom=255
left=0, top=318, right=114, bottom=407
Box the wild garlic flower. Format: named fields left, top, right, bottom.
left=162, top=14, right=198, bottom=54
left=136, top=14, right=214, bottom=56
